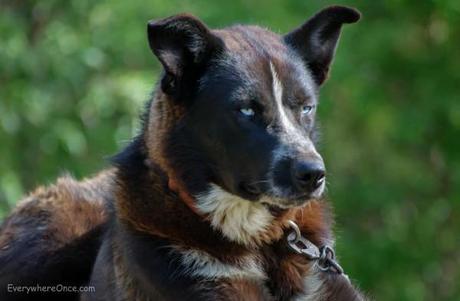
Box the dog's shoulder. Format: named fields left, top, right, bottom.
left=0, top=169, right=114, bottom=300
left=1, top=169, right=114, bottom=250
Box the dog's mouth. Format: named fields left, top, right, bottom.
left=260, top=194, right=315, bottom=210
left=238, top=182, right=263, bottom=201
left=239, top=180, right=325, bottom=209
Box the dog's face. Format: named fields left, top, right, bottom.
left=187, top=35, right=323, bottom=207
left=147, top=7, right=360, bottom=209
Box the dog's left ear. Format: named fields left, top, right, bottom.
left=284, top=6, right=361, bottom=85
left=147, top=14, right=223, bottom=96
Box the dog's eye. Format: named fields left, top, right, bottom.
left=301, top=105, right=314, bottom=115
left=240, top=107, right=255, bottom=117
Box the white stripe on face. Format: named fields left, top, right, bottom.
left=268, top=62, right=325, bottom=199
left=269, top=62, right=317, bottom=153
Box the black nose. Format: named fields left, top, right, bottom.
left=292, top=161, right=325, bottom=193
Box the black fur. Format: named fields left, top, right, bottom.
left=0, top=224, right=105, bottom=301
left=0, top=7, right=363, bottom=300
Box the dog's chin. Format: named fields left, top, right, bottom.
left=209, top=180, right=325, bottom=210
left=259, top=183, right=326, bottom=210
left=260, top=195, right=312, bottom=210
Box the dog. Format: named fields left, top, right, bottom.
left=0, top=6, right=366, bottom=301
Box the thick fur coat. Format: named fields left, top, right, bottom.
left=0, top=6, right=366, bottom=301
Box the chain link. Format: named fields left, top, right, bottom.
left=287, top=220, right=345, bottom=275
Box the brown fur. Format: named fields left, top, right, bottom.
left=115, top=160, right=251, bottom=262
left=0, top=170, right=113, bottom=252
left=215, top=279, right=269, bottom=301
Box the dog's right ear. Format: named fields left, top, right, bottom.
left=147, top=14, right=223, bottom=96
left=284, top=6, right=360, bottom=86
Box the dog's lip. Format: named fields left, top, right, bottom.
left=238, top=182, right=263, bottom=200
left=240, top=189, right=262, bottom=201
left=261, top=199, right=312, bottom=212
left=260, top=193, right=315, bottom=209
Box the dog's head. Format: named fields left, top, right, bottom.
left=145, top=7, right=360, bottom=210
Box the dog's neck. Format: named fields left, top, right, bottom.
left=113, top=138, right=250, bottom=258
left=163, top=162, right=205, bottom=217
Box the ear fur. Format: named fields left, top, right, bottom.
left=284, top=6, right=361, bottom=85
left=147, top=14, right=223, bottom=95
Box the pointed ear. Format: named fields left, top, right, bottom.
left=147, top=14, right=223, bottom=95
left=284, top=6, right=361, bottom=85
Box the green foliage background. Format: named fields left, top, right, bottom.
left=1, top=0, right=459, bottom=300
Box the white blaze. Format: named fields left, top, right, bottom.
left=269, top=62, right=319, bottom=154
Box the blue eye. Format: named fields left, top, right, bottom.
left=240, top=107, right=255, bottom=117
left=301, top=105, right=314, bottom=115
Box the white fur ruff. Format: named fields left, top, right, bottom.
left=195, top=184, right=274, bottom=246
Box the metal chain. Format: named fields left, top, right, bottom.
left=287, top=220, right=345, bottom=275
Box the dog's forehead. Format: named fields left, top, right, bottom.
left=212, top=25, right=317, bottom=101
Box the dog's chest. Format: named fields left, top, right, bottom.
left=172, top=246, right=312, bottom=301
left=175, top=247, right=266, bottom=280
